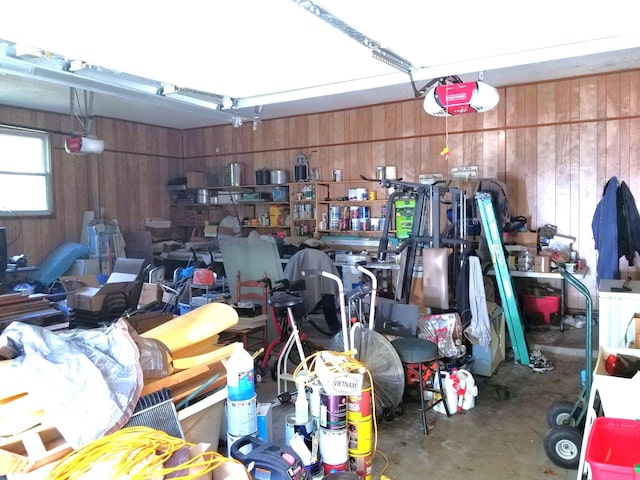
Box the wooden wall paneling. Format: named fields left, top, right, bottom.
left=522, top=128, right=539, bottom=227
left=401, top=100, right=415, bottom=138
left=606, top=120, right=621, bottom=179
left=606, top=73, right=622, bottom=118
left=555, top=80, right=572, bottom=123
left=554, top=124, right=572, bottom=233
left=630, top=118, right=640, bottom=190
left=537, top=82, right=556, bottom=125
left=536, top=126, right=557, bottom=228
left=620, top=119, right=632, bottom=183
left=504, top=129, right=522, bottom=220
left=370, top=105, right=386, bottom=142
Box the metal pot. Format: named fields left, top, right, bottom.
left=270, top=169, right=289, bottom=184
left=229, top=162, right=242, bottom=186
left=196, top=189, right=209, bottom=204
left=255, top=168, right=271, bottom=185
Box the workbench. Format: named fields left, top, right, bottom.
left=487, top=268, right=587, bottom=317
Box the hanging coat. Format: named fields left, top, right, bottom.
left=591, top=177, right=620, bottom=281
left=618, top=181, right=640, bottom=266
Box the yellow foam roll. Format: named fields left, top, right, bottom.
left=172, top=342, right=235, bottom=370
left=141, top=303, right=238, bottom=353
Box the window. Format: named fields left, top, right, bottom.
left=0, top=127, right=52, bottom=216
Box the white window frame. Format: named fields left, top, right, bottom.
left=0, top=126, right=53, bottom=216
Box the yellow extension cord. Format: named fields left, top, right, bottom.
left=46, top=426, right=249, bottom=480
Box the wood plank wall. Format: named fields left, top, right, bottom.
left=2, top=69, right=639, bottom=310
left=182, top=69, right=640, bottom=311
left=0, top=107, right=183, bottom=266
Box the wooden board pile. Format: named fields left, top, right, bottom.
left=0, top=293, right=65, bottom=333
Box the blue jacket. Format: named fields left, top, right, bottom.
left=592, top=177, right=619, bottom=281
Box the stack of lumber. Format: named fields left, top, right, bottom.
left=0, top=294, right=65, bottom=333
left=0, top=302, right=239, bottom=476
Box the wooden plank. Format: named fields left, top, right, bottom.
left=140, top=347, right=232, bottom=397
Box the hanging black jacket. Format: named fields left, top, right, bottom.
left=618, top=181, right=640, bottom=266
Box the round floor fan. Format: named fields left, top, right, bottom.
left=329, top=324, right=405, bottom=420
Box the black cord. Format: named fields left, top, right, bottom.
left=0, top=207, right=23, bottom=248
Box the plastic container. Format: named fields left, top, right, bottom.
left=226, top=342, right=256, bottom=401
left=585, top=417, right=640, bottom=479
left=522, top=294, right=561, bottom=324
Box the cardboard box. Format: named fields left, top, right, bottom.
left=467, top=301, right=506, bottom=377
left=534, top=255, right=551, bottom=273
left=138, top=282, right=163, bottom=307
left=516, top=231, right=538, bottom=245
left=593, top=346, right=640, bottom=419
left=66, top=281, right=138, bottom=312
left=126, top=311, right=173, bottom=334
left=256, top=403, right=272, bottom=443
left=62, top=271, right=139, bottom=312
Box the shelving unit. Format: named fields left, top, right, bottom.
left=289, top=181, right=329, bottom=237
left=169, top=178, right=394, bottom=240
left=316, top=179, right=389, bottom=238
left=168, top=183, right=290, bottom=235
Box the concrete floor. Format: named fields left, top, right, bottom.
left=234, top=316, right=593, bottom=480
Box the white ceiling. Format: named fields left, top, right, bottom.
left=0, top=0, right=639, bottom=130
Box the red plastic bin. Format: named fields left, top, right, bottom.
left=586, top=417, right=640, bottom=479
left=522, top=294, right=560, bottom=324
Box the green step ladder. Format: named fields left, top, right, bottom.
left=475, top=192, right=530, bottom=366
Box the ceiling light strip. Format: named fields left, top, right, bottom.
left=0, top=40, right=255, bottom=125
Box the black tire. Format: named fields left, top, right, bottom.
left=546, top=400, right=577, bottom=428
left=287, top=341, right=313, bottom=368
left=383, top=407, right=396, bottom=421
left=543, top=425, right=583, bottom=469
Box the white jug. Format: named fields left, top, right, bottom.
left=454, top=369, right=478, bottom=410
left=433, top=371, right=459, bottom=415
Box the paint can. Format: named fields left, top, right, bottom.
left=350, top=206, right=360, bottom=218
left=347, top=419, right=373, bottom=455
left=329, top=206, right=341, bottom=219
left=226, top=395, right=257, bottom=436
left=285, top=412, right=315, bottom=447
left=375, top=166, right=385, bottom=180
left=359, top=206, right=370, bottom=219
left=350, top=218, right=361, bottom=231
left=349, top=451, right=374, bottom=480
left=347, top=385, right=372, bottom=423
left=320, top=391, right=347, bottom=430
left=332, top=169, right=343, bottom=182
left=318, top=427, right=348, bottom=465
